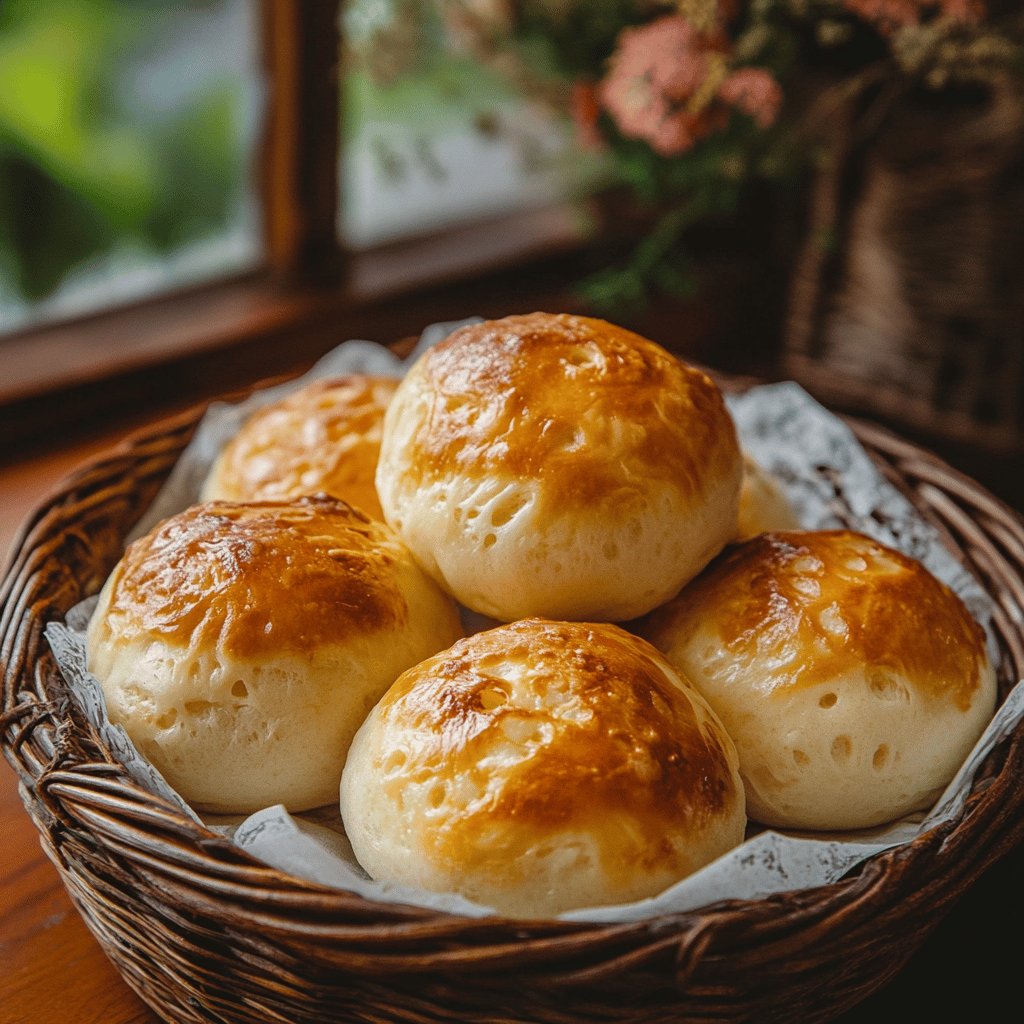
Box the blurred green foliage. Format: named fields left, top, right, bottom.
left=0, top=0, right=249, bottom=306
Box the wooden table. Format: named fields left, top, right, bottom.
left=2, top=416, right=1022, bottom=1024
left=2, top=426, right=160, bottom=1024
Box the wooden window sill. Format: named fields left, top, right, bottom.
left=3, top=203, right=591, bottom=404
left=0, top=203, right=608, bottom=455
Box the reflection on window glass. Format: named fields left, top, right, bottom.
left=0, top=0, right=262, bottom=334
left=339, top=0, right=603, bottom=249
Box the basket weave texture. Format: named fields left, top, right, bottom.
left=781, top=76, right=1024, bottom=457
left=2, top=373, right=1024, bottom=1024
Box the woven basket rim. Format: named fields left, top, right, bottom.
left=3, top=366, right=1023, bottom=1022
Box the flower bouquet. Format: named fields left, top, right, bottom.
left=442, top=1, right=1024, bottom=324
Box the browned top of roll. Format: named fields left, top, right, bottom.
left=403, top=312, right=738, bottom=507
left=643, top=530, right=988, bottom=709
left=377, top=618, right=740, bottom=879
left=101, top=497, right=411, bottom=659
left=208, top=375, right=398, bottom=515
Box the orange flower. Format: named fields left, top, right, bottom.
left=570, top=80, right=605, bottom=151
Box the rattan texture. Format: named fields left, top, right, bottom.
left=3, top=376, right=1024, bottom=1024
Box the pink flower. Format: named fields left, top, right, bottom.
left=598, top=15, right=729, bottom=156
left=843, top=0, right=985, bottom=32
left=597, top=14, right=782, bottom=157
left=718, top=68, right=783, bottom=129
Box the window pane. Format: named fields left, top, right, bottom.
left=0, top=0, right=262, bottom=334
left=339, top=1, right=603, bottom=249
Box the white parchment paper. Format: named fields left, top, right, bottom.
left=44, top=318, right=1024, bottom=922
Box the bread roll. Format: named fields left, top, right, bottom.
left=86, top=496, right=463, bottom=814
left=736, top=452, right=800, bottom=541
left=637, top=530, right=997, bottom=831
left=201, top=375, right=399, bottom=519
left=340, top=618, right=746, bottom=918
left=375, top=312, right=743, bottom=622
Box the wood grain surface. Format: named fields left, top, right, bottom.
left=2, top=425, right=161, bottom=1024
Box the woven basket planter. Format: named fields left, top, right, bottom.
left=2, top=372, right=1023, bottom=1024
left=782, top=74, right=1024, bottom=458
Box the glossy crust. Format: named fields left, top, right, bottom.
left=201, top=375, right=399, bottom=519
left=375, top=312, right=743, bottom=621
left=86, top=496, right=464, bottom=814
left=637, top=530, right=997, bottom=830
left=341, top=618, right=746, bottom=918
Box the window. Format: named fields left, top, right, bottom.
left=0, top=0, right=261, bottom=334
left=1, top=1, right=600, bottom=441
left=339, top=0, right=593, bottom=249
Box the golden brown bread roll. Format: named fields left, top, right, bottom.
left=374, top=312, right=743, bottom=622
left=636, top=530, right=997, bottom=831
left=340, top=618, right=746, bottom=918
left=201, top=375, right=399, bottom=519
left=86, top=496, right=463, bottom=814
left=736, top=451, right=800, bottom=541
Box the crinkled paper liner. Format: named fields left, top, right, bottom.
left=45, top=318, right=1024, bottom=923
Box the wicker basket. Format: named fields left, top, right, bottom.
left=781, top=74, right=1024, bottom=457
left=2, top=373, right=1024, bottom=1024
